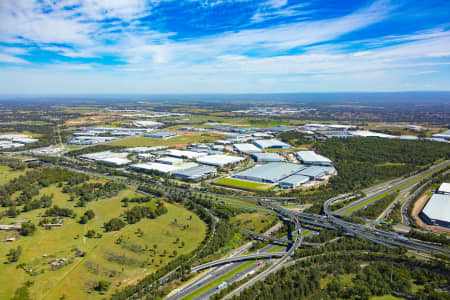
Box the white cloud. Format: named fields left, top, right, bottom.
left=414, top=70, right=439, bottom=75
left=0, top=53, right=29, bottom=64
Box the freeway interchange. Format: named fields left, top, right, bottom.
left=35, top=157, right=449, bottom=300
left=168, top=161, right=449, bottom=300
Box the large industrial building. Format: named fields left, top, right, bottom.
left=231, top=162, right=336, bottom=188
left=253, top=139, right=291, bottom=149
left=129, top=162, right=198, bottom=174
left=132, top=121, right=163, bottom=128
left=130, top=162, right=215, bottom=181
left=279, top=175, right=310, bottom=189
left=420, top=183, right=450, bottom=229
left=124, top=146, right=167, bottom=153
left=196, top=154, right=245, bottom=167
left=233, top=143, right=263, bottom=154
left=232, top=162, right=304, bottom=183
left=156, top=156, right=184, bottom=165
left=438, top=183, right=450, bottom=195
left=144, top=132, right=178, bottom=139
left=420, top=194, right=450, bottom=228
left=166, top=149, right=208, bottom=159
left=172, top=165, right=217, bottom=181
left=295, top=151, right=332, bottom=166
left=79, top=151, right=131, bottom=166
left=0, top=134, right=39, bottom=148
left=431, top=130, right=450, bottom=140
left=297, top=166, right=337, bottom=179
left=68, top=136, right=117, bottom=145
left=251, top=153, right=282, bottom=162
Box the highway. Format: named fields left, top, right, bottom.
left=224, top=226, right=303, bottom=299
left=335, top=160, right=449, bottom=216
left=167, top=243, right=287, bottom=300
left=38, top=157, right=450, bottom=299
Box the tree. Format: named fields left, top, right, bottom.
left=20, top=222, right=36, bottom=236
left=93, top=280, right=110, bottom=292
left=6, top=246, right=22, bottom=263
left=86, top=230, right=96, bottom=238
left=104, top=218, right=126, bottom=232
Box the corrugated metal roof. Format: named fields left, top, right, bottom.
left=233, top=143, right=262, bottom=153
left=197, top=154, right=245, bottom=166
left=422, top=194, right=450, bottom=223
left=279, top=174, right=310, bottom=186
left=254, top=139, right=291, bottom=149
left=233, top=162, right=305, bottom=183
left=297, top=166, right=336, bottom=178
left=251, top=153, right=282, bottom=162
left=438, top=183, right=450, bottom=194
left=173, top=165, right=217, bottom=179
left=295, top=151, right=332, bottom=164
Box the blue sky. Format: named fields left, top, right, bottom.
left=0, top=0, right=449, bottom=94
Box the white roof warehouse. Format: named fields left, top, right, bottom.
left=295, top=151, right=332, bottom=166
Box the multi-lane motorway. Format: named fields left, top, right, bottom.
left=37, top=157, right=449, bottom=300
left=335, top=160, right=449, bottom=216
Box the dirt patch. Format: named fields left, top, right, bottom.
left=411, top=191, right=450, bottom=234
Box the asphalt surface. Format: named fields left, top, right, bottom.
left=168, top=243, right=286, bottom=300
left=335, top=160, right=449, bottom=216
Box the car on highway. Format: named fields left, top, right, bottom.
left=258, top=261, right=264, bottom=266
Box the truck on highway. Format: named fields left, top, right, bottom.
left=217, top=281, right=228, bottom=290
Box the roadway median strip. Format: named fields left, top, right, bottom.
left=341, top=164, right=449, bottom=214
left=182, top=261, right=257, bottom=300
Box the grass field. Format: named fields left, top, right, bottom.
left=0, top=180, right=206, bottom=300
left=215, top=178, right=271, bottom=191
left=0, top=165, right=28, bottom=185
left=108, top=132, right=222, bottom=147
left=231, top=212, right=276, bottom=234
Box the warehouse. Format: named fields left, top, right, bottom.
left=172, top=165, right=217, bottom=181
left=144, top=132, right=178, bottom=139
left=253, top=139, right=291, bottom=149
left=68, top=136, right=116, bottom=145
left=167, top=149, right=208, bottom=159
left=295, top=151, right=332, bottom=166
left=232, top=162, right=305, bottom=183
left=137, top=153, right=154, bottom=160
left=437, top=182, right=450, bottom=195
left=99, top=157, right=131, bottom=166
left=124, top=146, right=167, bottom=153
left=156, top=156, right=184, bottom=165
left=432, top=130, right=450, bottom=140
left=0, top=141, right=25, bottom=149
left=279, top=175, right=310, bottom=189
left=197, top=154, right=245, bottom=167
left=297, top=166, right=337, bottom=180
left=132, top=120, right=163, bottom=128
left=129, top=162, right=198, bottom=174
left=251, top=153, right=282, bottom=162
left=79, top=151, right=128, bottom=162
left=233, top=143, right=263, bottom=154
left=420, top=193, right=450, bottom=228
left=79, top=151, right=131, bottom=166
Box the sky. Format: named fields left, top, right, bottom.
left=0, top=0, right=449, bottom=94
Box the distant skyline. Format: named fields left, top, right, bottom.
left=0, top=0, right=449, bottom=94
